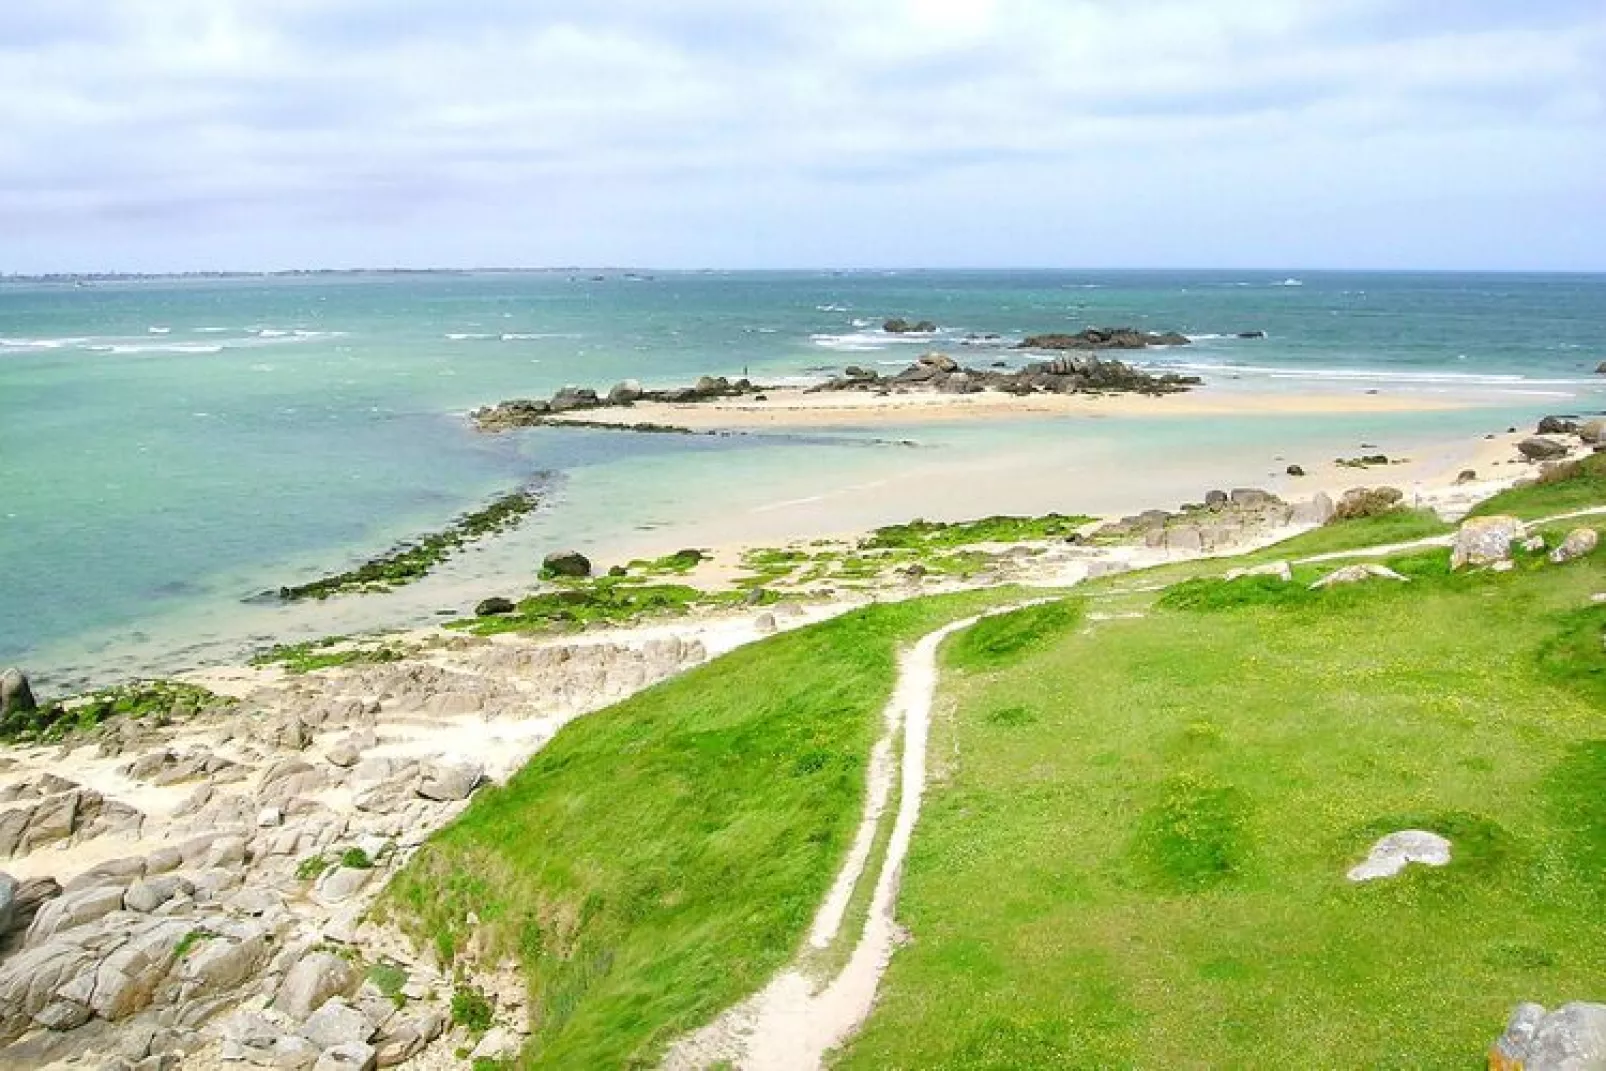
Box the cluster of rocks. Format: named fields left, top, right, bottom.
left=810, top=351, right=1202, bottom=398
left=882, top=318, right=936, bottom=334
left=1520, top=415, right=1606, bottom=463
left=0, top=629, right=716, bottom=1069
left=1016, top=327, right=1193, bottom=351
left=1093, top=487, right=1334, bottom=553
left=472, top=376, right=763, bottom=431
left=1452, top=515, right=1598, bottom=571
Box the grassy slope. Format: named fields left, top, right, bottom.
left=840, top=524, right=1606, bottom=1064
left=381, top=588, right=1014, bottom=1069
left=1470, top=453, right=1606, bottom=521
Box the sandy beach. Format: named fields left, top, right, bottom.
left=542, top=382, right=1486, bottom=432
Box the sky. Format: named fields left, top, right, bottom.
left=1, top=1, right=1603, bottom=273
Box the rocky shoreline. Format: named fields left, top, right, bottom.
left=469, top=325, right=1209, bottom=432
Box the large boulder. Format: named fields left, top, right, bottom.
left=1519, top=437, right=1570, bottom=462
left=1491, top=1002, right=1606, bottom=1071
left=418, top=760, right=484, bottom=802
left=301, top=996, right=376, bottom=1050
left=1538, top=415, right=1579, bottom=435
left=1291, top=492, right=1335, bottom=525
left=274, top=952, right=360, bottom=1020
left=607, top=379, right=643, bottom=405
left=0, top=669, right=36, bottom=718
left=1551, top=528, right=1600, bottom=565
left=541, top=550, right=592, bottom=579
left=0, top=873, right=15, bottom=935
left=1581, top=419, right=1606, bottom=445
left=1451, top=515, right=1526, bottom=570
left=475, top=596, right=516, bottom=617
left=1332, top=486, right=1404, bottom=521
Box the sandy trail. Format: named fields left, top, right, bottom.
left=662, top=609, right=1015, bottom=1071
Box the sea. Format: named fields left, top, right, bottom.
left=3, top=270, right=1603, bottom=689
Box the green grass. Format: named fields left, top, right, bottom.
left=1470, top=453, right=1606, bottom=521
left=862, top=513, right=1094, bottom=551
left=838, top=536, right=1606, bottom=1068
left=382, top=588, right=1019, bottom=1068
left=279, top=488, right=540, bottom=600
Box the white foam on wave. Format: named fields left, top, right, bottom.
left=147, top=326, right=171, bottom=335
left=1167, top=359, right=1594, bottom=388
left=1277, top=278, right=1304, bottom=287
left=88, top=343, right=225, bottom=356
left=817, top=304, right=852, bottom=313
left=446, top=333, right=495, bottom=341
left=811, top=329, right=942, bottom=353
left=0, top=336, right=92, bottom=350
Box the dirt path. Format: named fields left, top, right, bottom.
left=661, top=612, right=999, bottom=1071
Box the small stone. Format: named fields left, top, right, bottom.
left=1309, top=563, right=1410, bottom=589
left=313, top=1043, right=376, bottom=1071
left=417, top=760, right=483, bottom=802
left=1285, top=464, right=1306, bottom=477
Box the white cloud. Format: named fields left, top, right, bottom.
left=0, top=0, right=1602, bottom=270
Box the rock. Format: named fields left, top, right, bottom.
left=1538, top=415, right=1580, bottom=435
left=314, top=1043, right=377, bottom=1071
left=1491, top=1002, right=1606, bottom=1071
left=1456, top=469, right=1478, bottom=484
left=1225, top=561, right=1293, bottom=584
left=1291, top=492, right=1335, bottom=525
left=1581, top=419, right=1606, bottom=445
left=1309, top=563, right=1410, bottom=589
left=1204, top=490, right=1229, bottom=508
left=314, top=867, right=372, bottom=904
left=1551, top=528, right=1600, bottom=564
left=0, top=872, right=15, bottom=933
left=1347, top=830, right=1452, bottom=881
left=541, top=550, right=591, bottom=579
left=472, top=1026, right=520, bottom=1061
left=222, top=1011, right=321, bottom=1068
left=1451, top=515, right=1526, bottom=570
left=475, top=596, right=516, bottom=617
left=883, top=318, right=936, bottom=334
left=1332, top=486, right=1404, bottom=521
left=124, top=875, right=192, bottom=914
left=373, top=1011, right=446, bottom=1067
left=1229, top=488, right=1277, bottom=508
left=274, top=952, right=360, bottom=1020
left=301, top=997, right=376, bottom=1050
left=0, top=669, right=37, bottom=717
left=182, top=931, right=272, bottom=996
left=417, top=759, right=483, bottom=802
left=1285, top=464, right=1305, bottom=477
left=27, top=884, right=126, bottom=943
left=606, top=379, right=643, bottom=405
left=1519, top=437, right=1570, bottom=462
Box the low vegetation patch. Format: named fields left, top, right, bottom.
left=449, top=580, right=726, bottom=636
left=947, top=599, right=1084, bottom=669
left=382, top=589, right=1015, bottom=1068
left=1132, top=773, right=1253, bottom=892
left=0, top=679, right=229, bottom=743
left=252, top=636, right=406, bottom=674
left=279, top=488, right=540, bottom=600
left=863, top=513, right=1093, bottom=551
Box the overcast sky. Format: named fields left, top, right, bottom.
left=2, top=1, right=1603, bottom=273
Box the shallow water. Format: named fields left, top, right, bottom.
left=3, top=270, right=1602, bottom=684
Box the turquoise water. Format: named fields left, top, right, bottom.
left=3, top=270, right=1603, bottom=685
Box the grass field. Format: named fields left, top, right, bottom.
left=837, top=506, right=1606, bottom=1066
left=380, top=588, right=1017, bottom=1068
